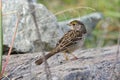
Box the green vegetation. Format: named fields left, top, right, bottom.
left=38, top=0, right=120, bottom=48
left=0, top=1, right=3, bottom=72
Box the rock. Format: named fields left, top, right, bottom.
left=3, top=0, right=60, bottom=52
left=2, top=46, right=120, bottom=80
left=59, top=12, right=103, bottom=35
left=3, top=0, right=103, bottom=53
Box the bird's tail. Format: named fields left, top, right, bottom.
left=35, top=49, right=59, bottom=65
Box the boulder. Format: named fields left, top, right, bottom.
left=59, top=12, right=103, bottom=35
left=3, top=0, right=59, bottom=52
left=2, top=46, right=120, bottom=80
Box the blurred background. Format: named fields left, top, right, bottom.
left=38, top=0, right=120, bottom=48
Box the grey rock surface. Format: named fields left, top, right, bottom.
left=3, top=0, right=60, bottom=52
left=3, top=0, right=103, bottom=53
left=2, top=46, right=120, bottom=80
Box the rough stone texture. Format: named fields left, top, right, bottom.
left=3, top=0, right=59, bottom=52
left=2, top=46, right=120, bottom=80
left=3, top=0, right=103, bottom=53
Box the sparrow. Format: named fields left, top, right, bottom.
left=35, top=20, right=87, bottom=65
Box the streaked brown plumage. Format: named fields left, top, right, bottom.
left=35, top=20, right=87, bottom=65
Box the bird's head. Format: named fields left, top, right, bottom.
left=68, top=20, right=87, bottom=34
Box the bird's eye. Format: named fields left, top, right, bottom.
left=73, top=23, right=75, bottom=26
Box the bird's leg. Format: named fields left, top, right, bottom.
left=70, top=53, right=78, bottom=60
left=63, top=52, right=69, bottom=61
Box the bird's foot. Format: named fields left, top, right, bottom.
left=71, top=57, right=78, bottom=60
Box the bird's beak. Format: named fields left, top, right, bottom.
left=67, top=23, right=71, bottom=26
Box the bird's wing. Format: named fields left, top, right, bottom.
left=55, top=30, right=83, bottom=52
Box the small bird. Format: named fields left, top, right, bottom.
left=35, top=20, right=87, bottom=65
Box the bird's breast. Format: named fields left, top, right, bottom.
left=64, top=39, right=84, bottom=53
